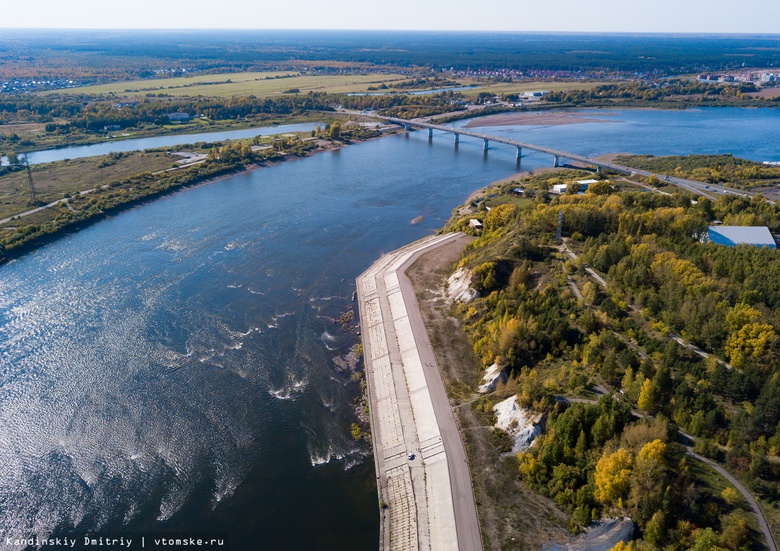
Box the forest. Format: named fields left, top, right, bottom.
left=616, top=155, right=780, bottom=189
left=0, top=91, right=460, bottom=153
left=543, top=81, right=777, bottom=106
left=2, top=31, right=780, bottom=81
left=446, top=169, right=780, bottom=549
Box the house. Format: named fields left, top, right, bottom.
left=707, top=226, right=776, bottom=248
left=552, top=179, right=598, bottom=194
left=469, top=219, right=484, bottom=230
left=512, top=187, right=524, bottom=196
left=165, top=112, right=191, bottom=122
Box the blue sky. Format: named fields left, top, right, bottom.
left=6, top=0, right=778, bottom=33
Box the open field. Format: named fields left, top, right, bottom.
left=46, top=71, right=410, bottom=98
left=0, top=152, right=174, bottom=221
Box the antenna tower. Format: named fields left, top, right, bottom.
left=24, top=155, right=39, bottom=205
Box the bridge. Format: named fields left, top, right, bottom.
left=376, top=115, right=756, bottom=200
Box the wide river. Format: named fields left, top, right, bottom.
left=0, top=107, right=778, bottom=550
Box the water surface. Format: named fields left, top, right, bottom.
left=3, top=123, right=319, bottom=166
left=1, top=107, right=778, bottom=549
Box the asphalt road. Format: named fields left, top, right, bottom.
left=396, top=234, right=483, bottom=551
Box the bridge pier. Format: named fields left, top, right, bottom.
left=483, top=139, right=489, bottom=152
left=404, top=124, right=410, bottom=132
left=553, top=155, right=560, bottom=168
left=516, top=146, right=522, bottom=160
left=596, top=166, right=602, bottom=174
left=428, top=128, right=433, bottom=139
left=454, top=133, right=459, bottom=145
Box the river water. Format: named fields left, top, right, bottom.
left=2, top=123, right=319, bottom=166
left=0, top=107, right=777, bottom=550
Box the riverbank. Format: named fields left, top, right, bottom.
left=0, top=132, right=380, bottom=265
left=1, top=112, right=337, bottom=156
left=357, top=232, right=481, bottom=551
left=403, top=231, right=570, bottom=550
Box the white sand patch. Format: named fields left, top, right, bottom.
left=447, top=267, right=478, bottom=303
left=493, top=395, right=543, bottom=453
left=478, top=363, right=507, bottom=394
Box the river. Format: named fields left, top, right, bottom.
left=2, top=123, right=320, bottom=166
left=0, top=107, right=778, bottom=550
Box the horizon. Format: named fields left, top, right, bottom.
left=2, top=0, right=778, bottom=34
left=1, top=28, right=780, bottom=36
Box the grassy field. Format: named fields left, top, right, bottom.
left=0, top=152, right=174, bottom=221
left=47, top=71, right=410, bottom=98
left=47, top=72, right=607, bottom=100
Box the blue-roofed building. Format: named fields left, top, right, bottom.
left=707, top=226, right=776, bottom=249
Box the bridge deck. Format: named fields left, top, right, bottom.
left=379, top=115, right=757, bottom=200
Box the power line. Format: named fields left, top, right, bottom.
left=24, top=155, right=39, bottom=205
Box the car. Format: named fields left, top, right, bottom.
left=408, top=453, right=415, bottom=460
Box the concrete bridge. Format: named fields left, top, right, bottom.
left=379, top=116, right=756, bottom=200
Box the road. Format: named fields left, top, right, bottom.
left=564, top=396, right=777, bottom=551
left=373, top=115, right=759, bottom=200
left=562, top=238, right=733, bottom=370
left=560, top=243, right=775, bottom=549
left=357, top=232, right=481, bottom=551
left=396, top=235, right=482, bottom=551
left=685, top=445, right=778, bottom=551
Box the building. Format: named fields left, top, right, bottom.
left=512, top=187, right=524, bottom=196
left=552, top=179, right=598, bottom=194
left=165, top=112, right=191, bottom=122
left=707, top=226, right=776, bottom=248
left=469, top=219, right=484, bottom=230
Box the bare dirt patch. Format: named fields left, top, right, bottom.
left=464, top=111, right=614, bottom=128
left=406, top=235, right=569, bottom=551
left=749, top=88, right=780, bottom=99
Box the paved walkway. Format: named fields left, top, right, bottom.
left=357, top=232, right=482, bottom=551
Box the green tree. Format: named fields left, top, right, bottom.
left=629, top=439, right=667, bottom=523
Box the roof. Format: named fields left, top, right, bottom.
left=708, top=226, right=776, bottom=248
left=576, top=179, right=599, bottom=185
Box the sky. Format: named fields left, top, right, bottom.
left=5, top=0, right=779, bottom=33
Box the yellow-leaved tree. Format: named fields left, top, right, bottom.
left=484, top=203, right=516, bottom=230
left=594, top=448, right=634, bottom=508
left=637, top=378, right=656, bottom=412
left=725, top=322, right=776, bottom=370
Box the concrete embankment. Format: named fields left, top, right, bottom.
left=357, top=232, right=481, bottom=551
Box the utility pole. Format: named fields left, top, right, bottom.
left=556, top=210, right=563, bottom=241
left=24, top=155, right=40, bottom=205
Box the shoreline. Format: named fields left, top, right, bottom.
left=0, top=134, right=382, bottom=266
left=0, top=113, right=337, bottom=155
left=356, top=232, right=481, bottom=551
